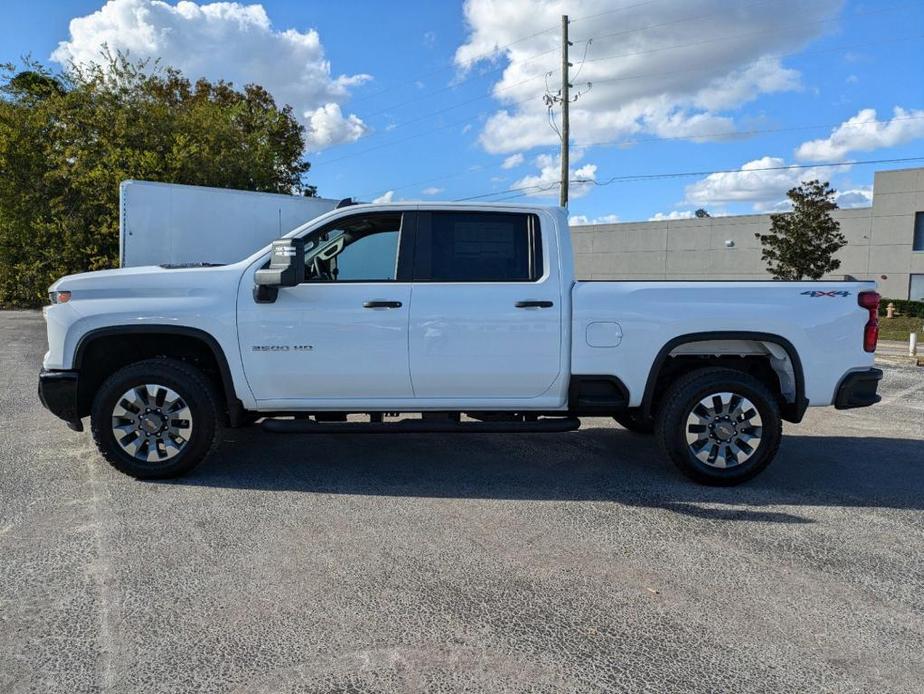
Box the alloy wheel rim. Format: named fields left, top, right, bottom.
left=111, top=384, right=193, bottom=462
left=685, top=391, right=762, bottom=469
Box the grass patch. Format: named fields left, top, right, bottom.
left=879, top=315, right=924, bottom=341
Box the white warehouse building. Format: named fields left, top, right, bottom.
left=571, top=166, right=924, bottom=300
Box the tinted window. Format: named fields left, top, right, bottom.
left=910, top=274, right=924, bottom=302
left=914, top=212, right=924, bottom=251
left=415, top=212, right=541, bottom=282
left=303, top=213, right=401, bottom=282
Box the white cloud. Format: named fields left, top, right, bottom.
left=795, top=107, right=924, bottom=161
left=684, top=156, right=840, bottom=211
left=52, top=0, right=371, bottom=151
left=501, top=153, right=524, bottom=169
left=372, top=191, right=395, bottom=203
left=835, top=187, right=873, bottom=208
left=423, top=31, right=437, bottom=48
left=307, top=104, right=367, bottom=149
left=511, top=152, right=597, bottom=199
left=421, top=186, right=444, bottom=195
left=570, top=213, right=620, bottom=225
left=649, top=210, right=696, bottom=221
left=455, top=0, right=839, bottom=154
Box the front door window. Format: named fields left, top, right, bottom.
left=303, top=214, right=402, bottom=282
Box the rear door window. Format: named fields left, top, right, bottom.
left=413, top=212, right=542, bottom=282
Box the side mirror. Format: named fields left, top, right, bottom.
left=254, top=238, right=304, bottom=303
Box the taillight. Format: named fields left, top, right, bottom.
left=858, top=290, right=880, bottom=353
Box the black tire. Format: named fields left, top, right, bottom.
left=654, top=367, right=782, bottom=486
left=90, top=358, right=222, bottom=479
left=613, top=409, right=654, bottom=434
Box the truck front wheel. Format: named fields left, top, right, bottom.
left=654, top=368, right=782, bottom=486
left=90, top=358, right=221, bottom=479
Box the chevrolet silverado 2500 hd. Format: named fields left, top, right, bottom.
left=39, top=203, right=883, bottom=485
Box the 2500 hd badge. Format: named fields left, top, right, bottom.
left=251, top=345, right=314, bottom=351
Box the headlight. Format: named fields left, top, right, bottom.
left=48, top=290, right=72, bottom=304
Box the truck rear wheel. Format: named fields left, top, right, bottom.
left=90, top=358, right=221, bottom=479
left=654, top=368, right=782, bottom=486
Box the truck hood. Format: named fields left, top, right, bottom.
left=49, top=264, right=240, bottom=299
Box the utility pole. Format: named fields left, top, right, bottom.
left=560, top=14, right=571, bottom=208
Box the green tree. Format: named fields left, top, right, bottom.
left=0, top=54, right=314, bottom=307
left=755, top=180, right=847, bottom=280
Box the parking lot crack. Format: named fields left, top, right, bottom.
left=83, top=455, right=122, bottom=693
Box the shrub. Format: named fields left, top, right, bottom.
left=0, top=55, right=314, bottom=307
left=879, top=298, right=924, bottom=319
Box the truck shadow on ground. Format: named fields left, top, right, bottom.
left=163, top=425, right=924, bottom=524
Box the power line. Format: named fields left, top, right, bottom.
left=453, top=156, right=924, bottom=202
left=325, top=0, right=805, bottom=151
left=356, top=46, right=560, bottom=122
left=585, top=156, right=924, bottom=185
left=589, top=35, right=919, bottom=89
left=352, top=0, right=770, bottom=114
left=577, top=113, right=924, bottom=149
left=569, top=0, right=674, bottom=25
left=348, top=24, right=560, bottom=108
left=316, top=29, right=919, bottom=168
left=581, top=1, right=915, bottom=68
left=357, top=114, right=924, bottom=201
left=337, top=0, right=911, bottom=146
left=313, top=89, right=544, bottom=167
left=577, top=0, right=782, bottom=44
left=344, top=0, right=778, bottom=140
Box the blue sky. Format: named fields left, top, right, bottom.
left=3, top=0, right=924, bottom=222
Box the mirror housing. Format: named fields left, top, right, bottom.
left=253, top=238, right=304, bottom=303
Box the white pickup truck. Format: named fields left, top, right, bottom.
left=39, top=202, right=883, bottom=485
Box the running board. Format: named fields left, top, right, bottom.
left=261, top=417, right=581, bottom=434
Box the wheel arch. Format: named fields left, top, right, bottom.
left=73, top=325, right=245, bottom=426
left=640, top=331, right=808, bottom=424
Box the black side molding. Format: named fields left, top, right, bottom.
left=568, top=375, right=630, bottom=415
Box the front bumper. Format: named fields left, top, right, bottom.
left=834, top=368, right=883, bottom=410
left=38, top=369, right=83, bottom=431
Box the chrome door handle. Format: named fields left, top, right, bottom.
left=363, top=300, right=403, bottom=309
left=515, top=300, right=553, bottom=308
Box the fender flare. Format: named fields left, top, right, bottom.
left=640, top=331, right=808, bottom=423
left=74, top=324, right=245, bottom=425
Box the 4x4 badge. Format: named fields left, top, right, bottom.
left=801, top=290, right=850, bottom=298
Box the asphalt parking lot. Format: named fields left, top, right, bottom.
left=2, top=310, right=923, bottom=693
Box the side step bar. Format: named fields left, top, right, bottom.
left=262, top=417, right=581, bottom=434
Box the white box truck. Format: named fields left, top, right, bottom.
left=119, top=180, right=340, bottom=267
